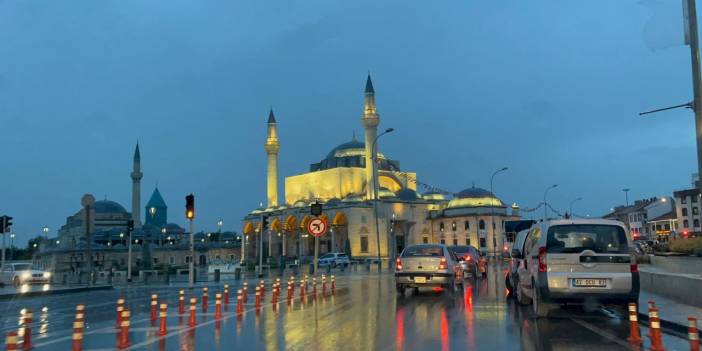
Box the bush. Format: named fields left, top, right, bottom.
left=669, top=237, right=702, bottom=255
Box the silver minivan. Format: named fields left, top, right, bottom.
left=515, top=219, right=639, bottom=317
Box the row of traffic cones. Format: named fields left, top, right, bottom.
left=626, top=300, right=699, bottom=351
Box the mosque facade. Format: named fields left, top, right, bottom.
left=241, top=76, right=520, bottom=262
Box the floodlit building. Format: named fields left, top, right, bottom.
left=242, top=76, right=520, bottom=261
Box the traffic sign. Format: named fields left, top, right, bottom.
left=307, top=217, right=328, bottom=237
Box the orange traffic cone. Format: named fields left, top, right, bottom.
left=117, top=309, right=130, bottom=349
left=21, top=309, right=32, bottom=351
left=188, top=298, right=197, bottom=327
left=648, top=307, right=666, bottom=351
left=689, top=317, right=699, bottom=351
left=626, top=303, right=642, bottom=345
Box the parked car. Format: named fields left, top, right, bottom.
left=506, top=228, right=532, bottom=300
left=317, top=252, right=351, bottom=267
left=515, top=219, right=639, bottom=318
left=394, top=244, right=462, bottom=294
left=448, top=245, right=480, bottom=279
left=0, top=263, right=51, bottom=287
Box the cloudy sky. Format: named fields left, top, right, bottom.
left=0, top=0, right=697, bottom=245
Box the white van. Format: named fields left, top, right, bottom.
left=515, top=219, right=639, bottom=317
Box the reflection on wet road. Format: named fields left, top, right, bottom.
left=0, top=264, right=689, bottom=350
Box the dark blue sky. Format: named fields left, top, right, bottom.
left=1, top=0, right=697, bottom=245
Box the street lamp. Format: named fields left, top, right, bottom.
left=623, top=188, right=631, bottom=207
left=543, top=184, right=558, bottom=220
left=9, top=233, right=15, bottom=260
left=161, top=227, right=166, bottom=247
left=490, top=167, right=508, bottom=257
left=217, top=219, right=223, bottom=233
left=371, top=127, right=394, bottom=269
left=569, top=197, right=583, bottom=218
left=42, top=226, right=49, bottom=237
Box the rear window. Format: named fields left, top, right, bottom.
left=448, top=246, right=471, bottom=253
left=402, top=245, right=443, bottom=257
left=547, top=225, right=628, bottom=254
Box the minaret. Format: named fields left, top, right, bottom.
left=131, top=143, right=143, bottom=227
left=264, top=109, right=280, bottom=207
left=361, top=74, right=380, bottom=200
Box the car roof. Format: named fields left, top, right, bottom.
left=540, top=218, right=625, bottom=227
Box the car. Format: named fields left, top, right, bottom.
left=317, top=252, right=351, bottom=267
left=515, top=219, right=639, bottom=318
left=448, top=245, right=480, bottom=279
left=0, top=263, right=51, bottom=287
left=506, top=229, right=532, bottom=302
left=394, top=244, right=462, bottom=294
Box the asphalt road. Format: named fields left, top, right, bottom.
left=0, top=264, right=691, bottom=351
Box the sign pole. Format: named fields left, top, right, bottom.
left=314, top=236, right=319, bottom=275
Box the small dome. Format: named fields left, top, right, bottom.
left=423, top=191, right=446, bottom=201
left=396, top=188, right=420, bottom=201
left=447, top=186, right=503, bottom=208
left=92, top=200, right=128, bottom=214
left=326, top=198, right=342, bottom=206
left=251, top=207, right=265, bottom=214
left=293, top=200, right=307, bottom=208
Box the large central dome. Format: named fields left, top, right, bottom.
left=310, top=137, right=400, bottom=172
left=447, top=187, right=504, bottom=208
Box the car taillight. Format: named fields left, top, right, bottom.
left=537, top=246, right=547, bottom=272
left=630, top=255, right=638, bottom=273
left=503, top=245, right=508, bottom=251
left=439, top=257, right=447, bottom=270
left=465, top=255, right=472, bottom=261
left=395, top=258, right=402, bottom=271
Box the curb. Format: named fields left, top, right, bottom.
left=638, top=312, right=700, bottom=338
left=0, top=285, right=113, bottom=300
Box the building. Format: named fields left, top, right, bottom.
left=38, top=145, right=239, bottom=277
left=241, top=75, right=520, bottom=261
left=603, top=197, right=675, bottom=240
left=674, top=188, right=702, bottom=236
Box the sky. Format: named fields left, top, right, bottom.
left=0, top=0, right=698, bottom=246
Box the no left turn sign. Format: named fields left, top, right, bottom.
left=307, top=217, right=328, bottom=237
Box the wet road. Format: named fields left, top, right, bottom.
left=0, top=264, right=690, bottom=350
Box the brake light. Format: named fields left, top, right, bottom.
left=465, top=255, right=472, bottom=261
left=395, top=258, right=402, bottom=271
left=503, top=245, right=508, bottom=251
left=630, top=255, right=638, bottom=273
left=537, top=246, right=547, bottom=272
left=438, top=257, right=447, bottom=270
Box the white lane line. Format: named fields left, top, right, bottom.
left=569, top=317, right=639, bottom=350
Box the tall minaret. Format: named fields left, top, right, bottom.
left=361, top=74, right=380, bottom=200
left=131, top=143, right=143, bottom=227
left=264, top=109, right=280, bottom=207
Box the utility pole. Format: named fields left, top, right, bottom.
left=82, top=194, right=95, bottom=286
left=623, top=188, right=631, bottom=207
left=185, top=194, right=195, bottom=287
left=126, top=220, right=134, bottom=283
left=687, top=0, right=702, bottom=191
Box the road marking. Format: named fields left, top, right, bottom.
left=569, top=317, right=639, bottom=350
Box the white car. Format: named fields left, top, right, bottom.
left=0, top=263, right=51, bottom=287
left=317, top=253, right=351, bottom=267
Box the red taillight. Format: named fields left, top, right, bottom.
left=438, top=257, right=447, bottom=270
left=396, top=258, right=402, bottom=271
left=537, top=247, right=547, bottom=272
left=630, top=255, right=638, bottom=273
left=465, top=255, right=472, bottom=261
left=503, top=245, right=508, bottom=251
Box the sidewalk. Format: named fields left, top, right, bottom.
left=639, top=290, right=702, bottom=329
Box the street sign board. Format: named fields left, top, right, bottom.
left=307, top=217, right=328, bottom=237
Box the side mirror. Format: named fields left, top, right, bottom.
left=511, top=249, right=522, bottom=259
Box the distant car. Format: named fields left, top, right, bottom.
left=317, top=252, right=351, bottom=267
left=448, top=245, right=480, bottom=279
left=515, top=219, right=639, bottom=318
left=0, top=263, right=51, bottom=287
left=506, top=228, right=532, bottom=302
left=394, top=244, right=462, bottom=294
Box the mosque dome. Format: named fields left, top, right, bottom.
left=93, top=200, right=128, bottom=214
left=396, top=188, right=420, bottom=201
left=326, top=198, right=342, bottom=207
left=311, top=137, right=400, bottom=172
left=423, top=191, right=446, bottom=201
left=447, top=187, right=504, bottom=208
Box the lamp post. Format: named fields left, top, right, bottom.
left=623, top=188, right=631, bottom=207
left=217, top=219, right=223, bottom=233
left=371, top=127, right=394, bottom=270
left=42, top=226, right=49, bottom=238
left=543, top=184, right=558, bottom=220
left=160, top=227, right=166, bottom=247
left=489, top=167, right=508, bottom=257
left=81, top=194, right=95, bottom=286
left=569, top=197, right=583, bottom=218
left=9, top=233, right=14, bottom=260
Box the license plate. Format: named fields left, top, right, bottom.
left=414, top=276, right=427, bottom=283
left=573, top=278, right=607, bottom=287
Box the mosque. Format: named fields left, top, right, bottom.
left=241, top=75, right=521, bottom=262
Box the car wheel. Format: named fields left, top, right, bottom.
left=532, top=281, right=552, bottom=318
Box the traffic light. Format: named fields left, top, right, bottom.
left=185, top=194, right=195, bottom=220
left=0, top=216, right=12, bottom=234
left=127, top=219, right=134, bottom=234
left=310, top=203, right=322, bottom=217
left=261, top=215, right=269, bottom=231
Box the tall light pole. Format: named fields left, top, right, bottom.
left=543, top=184, right=558, bottom=220
left=371, top=127, right=394, bottom=270
left=490, top=167, right=508, bottom=257
left=569, top=197, right=583, bottom=218
left=623, top=188, right=631, bottom=207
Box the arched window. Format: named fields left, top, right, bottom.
left=479, top=220, right=485, bottom=230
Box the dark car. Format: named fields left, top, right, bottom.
left=448, top=245, right=480, bottom=279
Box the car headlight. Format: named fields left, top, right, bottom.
left=43, top=272, right=51, bottom=278
left=21, top=273, right=31, bottom=280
